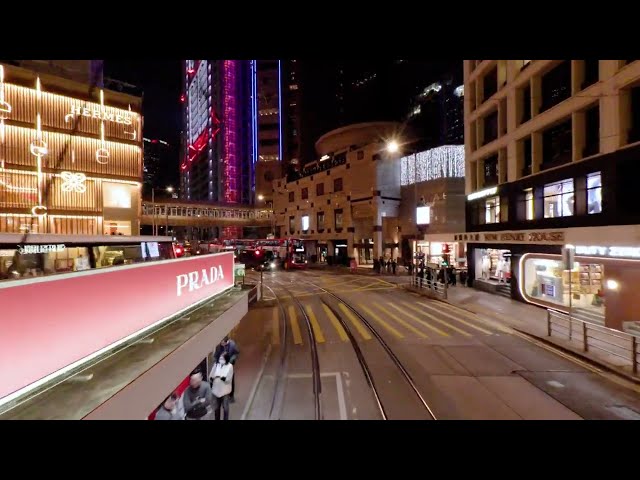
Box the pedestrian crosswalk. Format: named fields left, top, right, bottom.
left=270, top=297, right=504, bottom=346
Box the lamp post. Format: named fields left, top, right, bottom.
left=151, top=186, right=174, bottom=236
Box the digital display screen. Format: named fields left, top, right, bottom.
left=188, top=60, right=209, bottom=145
left=416, top=206, right=430, bottom=225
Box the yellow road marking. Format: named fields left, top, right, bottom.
left=383, top=303, right=451, bottom=337
left=435, top=301, right=512, bottom=333
left=338, top=303, right=372, bottom=340
left=418, top=302, right=493, bottom=335
left=373, top=303, right=429, bottom=338
left=322, top=304, right=349, bottom=342
left=287, top=305, right=303, bottom=345
left=305, top=305, right=326, bottom=343
left=358, top=304, right=404, bottom=339
left=397, top=301, right=472, bottom=337
left=272, top=308, right=280, bottom=345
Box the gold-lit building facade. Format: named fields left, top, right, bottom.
left=0, top=63, right=142, bottom=235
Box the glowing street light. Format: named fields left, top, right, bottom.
left=386, top=140, right=399, bottom=154
left=166, top=186, right=174, bottom=193
left=257, top=194, right=265, bottom=201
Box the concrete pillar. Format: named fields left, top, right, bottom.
left=601, top=60, right=624, bottom=153
left=531, top=131, right=543, bottom=174
left=572, top=110, right=586, bottom=161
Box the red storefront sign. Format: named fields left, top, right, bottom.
left=0, top=252, right=234, bottom=403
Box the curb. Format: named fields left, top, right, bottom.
left=512, top=328, right=640, bottom=385
left=404, top=283, right=640, bottom=385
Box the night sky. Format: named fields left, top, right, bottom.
left=104, top=60, right=182, bottom=145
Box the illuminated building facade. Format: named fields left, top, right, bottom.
left=454, top=60, right=640, bottom=331
left=180, top=60, right=256, bottom=217
left=0, top=62, right=143, bottom=236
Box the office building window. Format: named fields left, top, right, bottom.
left=334, top=178, right=343, bottom=192
left=543, top=178, right=574, bottom=218
left=485, top=196, right=500, bottom=224
left=289, top=191, right=294, bottom=202
left=334, top=209, right=343, bottom=229
left=316, top=183, right=324, bottom=196
left=317, top=212, right=325, bottom=230
left=587, top=172, right=602, bottom=214
left=525, top=189, right=534, bottom=220
left=301, top=188, right=308, bottom=200
left=289, top=216, right=295, bottom=233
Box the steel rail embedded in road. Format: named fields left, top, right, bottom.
left=261, top=283, right=290, bottom=420
left=304, top=278, right=437, bottom=420
left=280, top=284, right=323, bottom=420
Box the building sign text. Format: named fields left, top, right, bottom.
left=575, top=245, right=640, bottom=259
left=481, top=231, right=565, bottom=243
left=18, top=244, right=66, bottom=255
left=68, top=105, right=133, bottom=125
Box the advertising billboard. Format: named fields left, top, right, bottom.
left=0, top=252, right=234, bottom=404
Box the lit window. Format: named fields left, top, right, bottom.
left=485, top=196, right=500, bottom=224
left=103, top=183, right=133, bottom=209
left=543, top=178, right=574, bottom=218
left=525, top=189, right=534, bottom=220
left=301, top=215, right=309, bottom=231
left=587, top=172, right=602, bottom=214
left=289, top=84, right=299, bottom=90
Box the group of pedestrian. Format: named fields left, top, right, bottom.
left=414, top=261, right=465, bottom=288
left=155, top=335, right=240, bottom=421
left=373, top=256, right=397, bottom=275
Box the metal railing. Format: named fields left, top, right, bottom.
left=547, top=309, right=639, bottom=374
left=141, top=203, right=273, bottom=221
left=409, top=275, right=448, bottom=299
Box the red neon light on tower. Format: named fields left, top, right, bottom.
left=222, top=60, right=238, bottom=204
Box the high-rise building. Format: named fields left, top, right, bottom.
left=254, top=60, right=301, bottom=207
left=298, top=60, right=462, bottom=164
left=180, top=60, right=256, bottom=209
left=143, top=137, right=177, bottom=197
left=406, top=75, right=464, bottom=149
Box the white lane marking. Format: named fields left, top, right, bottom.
left=136, top=338, right=154, bottom=344
left=286, top=372, right=348, bottom=420
left=547, top=380, right=565, bottom=388
left=240, top=344, right=272, bottom=420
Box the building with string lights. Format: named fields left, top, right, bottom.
left=0, top=62, right=143, bottom=236
left=179, top=60, right=257, bottom=238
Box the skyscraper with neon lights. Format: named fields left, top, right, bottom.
left=180, top=60, right=256, bottom=208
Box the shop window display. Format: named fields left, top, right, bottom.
left=543, top=178, right=574, bottom=218
left=521, top=256, right=605, bottom=311
left=485, top=196, right=500, bottom=224
left=587, top=172, right=602, bottom=214
left=0, top=247, right=90, bottom=281
left=475, top=248, right=511, bottom=282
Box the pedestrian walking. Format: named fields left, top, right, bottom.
left=182, top=372, right=213, bottom=420
left=209, top=352, right=234, bottom=420
left=391, top=259, right=397, bottom=275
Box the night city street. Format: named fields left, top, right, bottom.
left=2, top=59, right=640, bottom=423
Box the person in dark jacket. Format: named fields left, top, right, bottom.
left=214, top=336, right=240, bottom=401
left=182, top=372, right=213, bottom=420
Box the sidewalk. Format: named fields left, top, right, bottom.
left=405, top=282, right=640, bottom=382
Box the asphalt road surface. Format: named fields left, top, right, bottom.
left=239, top=269, right=640, bottom=420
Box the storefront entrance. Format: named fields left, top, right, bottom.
left=475, top=248, right=512, bottom=283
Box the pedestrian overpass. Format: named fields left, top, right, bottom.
left=140, top=200, right=273, bottom=230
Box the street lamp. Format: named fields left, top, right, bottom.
left=257, top=194, right=264, bottom=201
left=151, top=186, right=174, bottom=236
left=386, top=140, right=399, bottom=154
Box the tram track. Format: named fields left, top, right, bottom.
left=248, top=270, right=436, bottom=420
